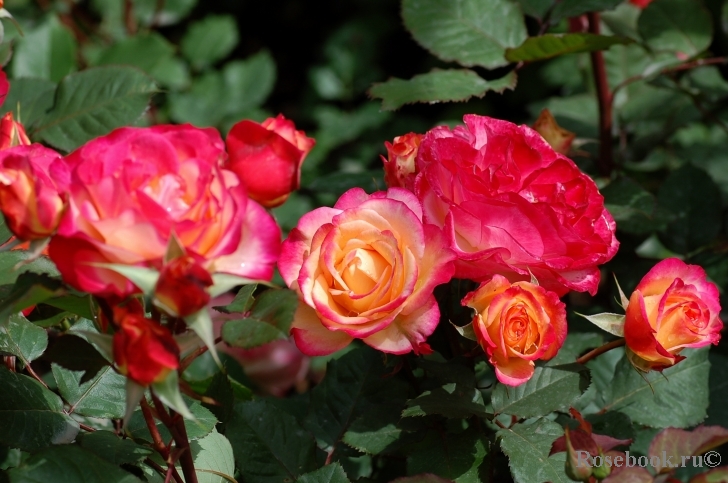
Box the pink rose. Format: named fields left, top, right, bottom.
left=0, top=145, right=69, bottom=240
left=463, top=275, right=567, bottom=385
left=382, top=132, right=422, bottom=191
left=225, top=114, right=315, bottom=208
left=48, top=125, right=281, bottom=300
left=279, top=187, right=456, bottom=355
left=414, top=114, right=618, bottom=295
left=625, top=258, right=722, bottom=371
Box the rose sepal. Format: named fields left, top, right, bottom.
left=182, top=308, right=221, bottom=367
left=151, top=370, right=194, bottom=420
left=575, top=312, right=626, bottom=337
left=123, top=379, right=146, bottom=429
left=94, top=264, right=160, bottom=294
left=451, top=320, right=478, bottom=342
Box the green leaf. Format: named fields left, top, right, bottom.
left=134, top=0, right=197, bottom=27
left=10, top=15, right=77, bottom=82
left=0, top=313, right=48, bottom=366
left=603, top=176, right=667, bottom=236
left=77, top=431, right=153, bottom=465
left=222, top=51, right=277, bottom=113
left=401, top=0, right=527, bottom=69
left=298, top=463, right=351, bottom=483
left=342, top=411, right=404, bottom=455
left=0, top=251, right=59, bottom=286
left=0, top=78, right=56, bottom=130
left=506, top=33, right=631, bottom=62
left=95, top=33, right=175, bottom=77
left=44, top=293, right=95, bottom=320
left=33, top=66, right=158, bottom=152
left=0, top=367, right=79, bottom=451
left=7, top=445, right=143, bottom=482
left=517, top=0, right=551, bottom=20
left=369, top=69, right=516, bottom=111
left=303, top=348, right=408, bottom=449
left=575, top=312, right=626, bottom=337
left=221, top=317, right=288, bottom=349
left=601, top=348, right=710, bottom=428
left=181, top=15, right=239, bottom=71
left=638, top=0, right=713, bottom=57
left=148, top=56, right=191, bottom=91
left=492, top=364, right=590, bottom=418
left=706, top=352, right=728, bottom=427
left=227, top=399, right=317, bottom=483
left=52, top=363, right=126, bottom=419
left=549, top=0, right=623, bottom=23
left=403, top=382, right=488, bottom=419
left=203, top=370, right=235, bottom=426
left=168, top=71, right=225, bottom=127
left=497, top=419, right=569, bottom=483
left=189, top=430, right=236, bottom=483
left=0, top=272, right=64, bottom=317
left=657, top=164, right=722, bottom=254
left=407, top=428, right=489, bottom=482
left=126, top=396, right=217, bottom=442
left=250, top=288, right=299, bottom=329
left=213, top=284, right=256, bottom=314
left=546, top=333, right=603, bottom=366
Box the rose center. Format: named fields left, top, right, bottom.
left=341, top=248, right=388, bottom=295
left=143, top=174, right=190, bottom=216
left=503, top=303, right=538, bottom=354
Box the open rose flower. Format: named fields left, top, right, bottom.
left=113, top=306, right=180, bottom=386
left=48, top=125, right=280, bottom=300
left=624, top=258, right=722, bottom=371
left=382, top=132, right=422, bottom=191
left=225, top=114, right=314, bottom=208
left=463, top=274, right=567, bottom=385
left=414, top=114, right=618, bottom=295
left=0, top=144, right=69, bottom=240
left=279, top=187, right=455, bottom=355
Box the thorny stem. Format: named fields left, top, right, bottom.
left=576, top=338, right=626, bottom=365
left=151, top=392, right=198, bottom=483
left=140, top=398, right=169, bottom=458
left=588, top=12, right=614, bottom=176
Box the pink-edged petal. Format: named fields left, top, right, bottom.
left=290, top=302, right=353, bottom=356
left=493, top=356, right=535, bottom=386
left=362, top=297, right=440, bottom=354
left=334, top=187, right=371, bottom=210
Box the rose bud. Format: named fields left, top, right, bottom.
left=0, top=145, right=69, bottom=240
left=532, top=109, right=575, bottom=155
left=113, top=310, right=180, bottom=386
left=154, top=256, right=214, bottom=318
left=463, top=275, right=567, bottom=386
left=382, top=132, right=422, bottom=191
left=0, top=69, right=7, bottom=107
left=629, top=0, right=653, bottom=7
left=225, top=114, right=315, bottom=208
left=624, top=258, right=722, bottom=371
left=0, top=112, right=30, bottom=150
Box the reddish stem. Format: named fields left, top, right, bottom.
left=151, top=392, right=199, bottom=483
left=576, top=338, right=626, bottom=365
left=179, top=336, right=222, bottom=373
left=588, top=12, right=614, bottom=176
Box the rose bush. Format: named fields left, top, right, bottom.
left=225, top=114, right=314, bottom=208
left=463, top=274, right=567, bottom=385
left=409, top=114, right=618, bottom=296
left=624, top=258, right=722, bottom=371
left=47, top=124, right=281, bottom=300
left=0, top=145, right=69, bottom=240
left=279, top=187, right=455, bottom=355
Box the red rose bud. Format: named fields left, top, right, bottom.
left=0, top=112, right=30, bottom=150
left=0, top=69, right=7, bottom=108
left=629, top=0, right=653, bottom=7
left=0, top=145, right=69, bottom=240
left=382, top=132, right=422, bottom=191
left=225, top=114, right=315, bottom=208
left=113, top=312, right=180, bottom=386
left=154, top=256, right=213, bottom=317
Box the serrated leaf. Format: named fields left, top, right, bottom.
left=11, top=15, right=77, bottom=82
left=213, top=284, right=256, bottom=314
left=181, top=15, right=239, bottom=71
left=601, top=348, right=709, bottom=428
left=227, top=399, right=317, bottom=483
left=33, top=66, right=158, bottom=152
left=602, top=176, right=666, bottom=236
left=403, top=382, right=488, bottom=419
left=52, top=363, right=126, bottom=419
left=0, top=272, right=64, bottom=317
left=95, top=32, right=175, bottom=76
left=638, top=0, right=713, bottom=57
left=407, top=428, right=489, bottom=483
left=7, top=445, right=143, bottom=482
left=0, top=78, right=56, bottom=130
left=250, top=288, right=299, bottom=328
left=369, top=69, right=516, bottom=111
left=0, top=251, right=59, bottom=286
left=221, top=317, right=288, bottom=349
left=342, top=411, right=403, bottom=455
left=222, top=50, right=277, bottom=113
left=126, top=396, right=217, bottom=442
left=506, top=33, right=632, bottom=62
left=549, top=0, right=623, bottom=23
left=0, top=313, right=48, bottom=366
left=190, top=430, right=236, bottom=483
left=77, top=431, right=153, bottom=465
left=298, top=463, right=351, bottom=483
left=0, top=367, right=79, bottom=451
left=497, top=419, right=569, bottom=483
left=575, top=312, right=625, bottom=337
left=401, top=0, right=527, bottom=68
left=492, top=364, right=590, bottom=418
